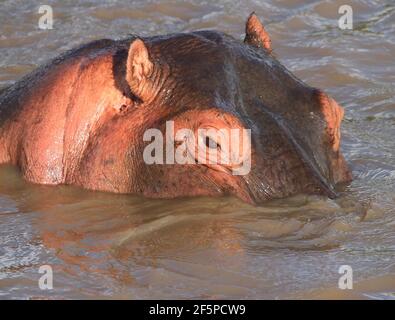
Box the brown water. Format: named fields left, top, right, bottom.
left=0, top=0, right=395, bottom=299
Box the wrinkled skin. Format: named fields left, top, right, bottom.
left=0, top=14, right=351, bottom=205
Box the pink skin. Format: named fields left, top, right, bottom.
left=0, top=14, right=351, bottom=205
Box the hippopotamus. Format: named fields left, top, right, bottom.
left=0, top=13, right=351, bottom=205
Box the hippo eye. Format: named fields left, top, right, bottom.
left=205, top=136, right=221, bottom=150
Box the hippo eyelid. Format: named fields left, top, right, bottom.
left=205, top=136, right=221, bottom=150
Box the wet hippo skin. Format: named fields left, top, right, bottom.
left=0, top=13, right=351, bottom=205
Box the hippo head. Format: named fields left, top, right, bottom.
left=115, top=13, right=351, bottom=205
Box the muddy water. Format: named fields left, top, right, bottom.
left=0, top=0, right=394, bottom=299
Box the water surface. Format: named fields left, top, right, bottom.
left=0, top=0, right=394, bottom=299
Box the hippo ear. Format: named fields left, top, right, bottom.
left=126, top=38, right=154, bottom=100
left=244, top=13, right=272, bottom=53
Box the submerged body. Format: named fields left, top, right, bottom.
left=0, top=14, right=351, bottom=204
